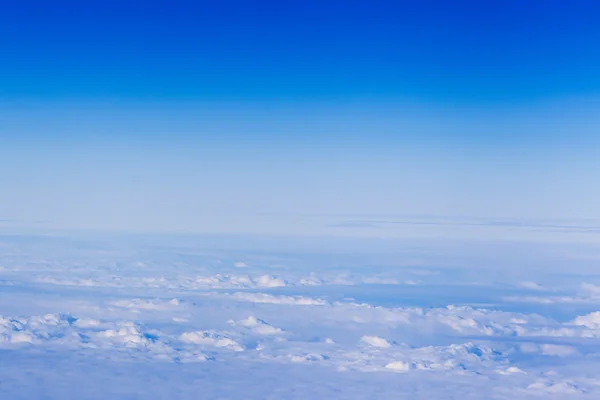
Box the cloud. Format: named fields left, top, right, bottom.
left=179, top=331, right=244, bottom=352
left=254, top=275, right=287, bottom=288
left=504, top=283, right=600, bottom=304
left=231, top=316, right=284, bottom=335
left=214, top=292, right=328, bottom=306
left=361, top=335, right=392, bottom=348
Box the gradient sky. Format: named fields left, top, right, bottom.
left=1, top=1, right=600, bottom=234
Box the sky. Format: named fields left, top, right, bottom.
left=1, top=0, right=600, bottom=234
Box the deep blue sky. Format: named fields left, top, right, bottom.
left=3, top=0, right=600, bottom=101
left=1, top=1, right=600, bottom=234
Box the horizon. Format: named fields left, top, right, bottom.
left=2, top=1, right=600, bottom=235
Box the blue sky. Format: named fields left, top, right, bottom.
left=2, top=1, right=600, bottom=234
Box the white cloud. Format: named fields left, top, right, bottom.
left=232, top=316, right=283, bottom=335
left=179, top=331, right=244, bottom=352
left=254, top=275, right=287, bottom=288
left=361, top=335, right=392, bottom=348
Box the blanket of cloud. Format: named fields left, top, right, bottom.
left=2, top=229, right=600, bottom=399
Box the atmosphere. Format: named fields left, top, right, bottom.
left=5, top=2, right=600, bottom=399
left=2, top=0, right=600, bottom=234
